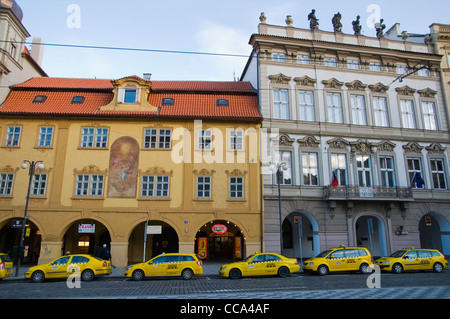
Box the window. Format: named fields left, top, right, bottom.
left=396, top=65, right=408, bottom=75
left=9, top=43, right=16, bottom=58
left=422, top=101, right=438, bottom=130
left=229, top=129, right=243, bottom=151
left=38, top=127, right=54, bottom=147
left=347, top=60, right=360, bottom=69
left=400, top=100, right=416, bottom=129
left=273, top=53, right=286, bottom=62
left=327, top=93, right=343, bottom=123
left=71, top=256, right=90, bottom=264
left=302, top=152, right=319, bottom=186
left=161, top=98, right=174, bottom=106
left=275, top=151, right=292, bottom=185
left=216, top=99, right=229, bottom=107
left=198, top=130, right=212, bottom=150
left=370, top=63, right=382, bottom=72
left=298, top=55, right=310, bottom=65
left=5, top=126, right=21, bottom=146
left=324, top=58, right=337, bottom=67
left=77, top=237, right=90, bottom=254
left=430, top=159, right=447, bottom=189
left=298, top=91, right=315, bottom=121
left=75, top=174, right=104, bottom=196
left=141, top=175, right=169, bottom=197
left=351, top=95, right=367, bottom=125
left=197, top=176, right=211, bottom=198
left=331, top=153, right=347, bottom=186
left=273, top=89, right=290, bottom=120
left=144, top=129, right=171, bottom=149
left=379, top=156, right=395, bottom=187
left=0, top=173, right=14, bottom=195
left=80, top=128, right=109, bottom=148
left=229, top=177, right=244, bottom=198
left=32, top=95, right=47, bottom=103
left=71, top=96, right=85, bottom=104
left=417, top=67, right=429, bottom=77
left=373, top=97, right=389, bottom=127
left=124, top=89, right=137, bottom=103
left=407, top=158, right=424, bottom=189
left=356, top=155, right=372, bottom=187
left=31, top=174, right=47, bottom=196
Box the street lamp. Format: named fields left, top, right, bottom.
left=276, top=162, right=288, bottom=254
left=15, top=160, right=44, bottom=277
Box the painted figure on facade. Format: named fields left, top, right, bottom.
left=332, top=12, right=342, bottom=32
left=108, top=136, right=139, bottom=197
left=352, top=15, right=362, bottom=35
left=308, top=9, right=319, bottom=30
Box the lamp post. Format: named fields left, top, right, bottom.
left=276, top=162, right=288, bottom=254
left=15, top=160, right=44, bottom=277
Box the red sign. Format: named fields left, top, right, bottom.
left=211, top=224, right=227, bottom=234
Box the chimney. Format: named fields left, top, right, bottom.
left=30, top=37, right=44, bottom=66
left=143, top=73, right=152, bottom=81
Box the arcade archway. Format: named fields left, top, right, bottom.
left=282, top=211, right=320, bottom=259
left=355, top=215, right=388, bottom=258
left=419, top=213, right=450, bottom=256
left=62, top=219, right=111, bottom=256
left=195, top=220, right=244, bottom=260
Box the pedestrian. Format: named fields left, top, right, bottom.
left=101, top=244, right=110, bottom=260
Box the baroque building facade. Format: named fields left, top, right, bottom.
left=0, top=76, right=262, bottom=267
left=241, top=14, right=450, bottom=259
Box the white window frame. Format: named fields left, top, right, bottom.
left=302, top=152, right=319, bottom=186
left=324, top=58, right=337, bottom=67
left=350, top=95, right=367, bottom=125
left=379, top=156, right=396, bottom=187
left=331, top=153, right=347, bottom=186
left=422, top=101, right=438, bottom=130
left=144, top=128, right=172, bottom=149
left=429, top=158, right=447, bottom=190
left=75, top=174, right=104, bottom=197
left=275, top=151, right=293, bottom=185
left=370, top=62, right=382, bottom=72
left=0, top=173, right=14, bottom=196
left=372, top=97, right=390, bottom=127
left=229, top=129, right=244, bottom=151
left=5, top=126, right=21, bottom=147
left=198, top=129, right=212, bottom=150
left=327, top=93, right=344, bottom=124
left=273, top=89, right=290, bottom=120
left=298, top=91, right=315, bottom=122
left=196, top=176, right=211, bottom=198
left=347, top=60, right=360, bottom=69
left=356, top=155, right=372, bottom=187
left=407, top=157, right=424, bottom=189
left=273, top=53, right=286, bottom=62
left=31, top=173, right=48, bottom=196
left=38, top=126, right=54, bottom=147
left=141, top=175, right=170, bottom=197
left=229, top=176, right=244, bottom=199
left=80, top=128, right=109, bottom=148
left=400, top=100, right=416, bottom=129
left=297, top=55, right=310, bottom=65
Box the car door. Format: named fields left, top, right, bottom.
left=417, top=250, right=432, bottom=270
left=146, top=256, right=168, bottom=276
left=327, top=249, right=347, bottom=272
left=344, top=249, right=359, bottom=271
left=166, top=255, right=181, bottom=275
left=245, top=254, right=266, bottom=276
left=402, top=250, right=420, bottom=270
left=265, top=254, right=281, bottom=275
left=45, top=256, right=71, bottom=278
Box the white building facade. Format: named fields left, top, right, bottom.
left=242, top=15, right=450, bottom=259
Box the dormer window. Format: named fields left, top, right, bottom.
left=124, top=88, right=137, bottom=103
left=32, top=95, right=47, bottom=103
left=161, top=98, right=174, bottom=106
left=216, top=99, right=229, bottom=107
left=71, top=96, right=85, bottom=104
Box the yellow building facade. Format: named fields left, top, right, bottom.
left=0, top=76, right=262, bottom=267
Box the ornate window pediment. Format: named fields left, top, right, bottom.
left=298, top=135, right=320, bottom=148
left=345, top=80, right=367, bottom=91
left=350, top=139, right=373, bottom=154
left=395, top=85, right=416, bottom=96
left=369, top=82, right=389, bottom=94
left=403, top=142, right=423, bottom=154
left=294, top=75, right=317, bottom=87
left=327, top=137, right=350, bottom=150
left=322, top=78, right=343, bottom=89
left=374, top=140, right=396, bottom=152
left=426, top=143, right=446, bottom=154
left=276, top=134, right=295, bottom=146
left=417, top=88, right=437, bottom=98
left=269, top=73, right=292, bottom=85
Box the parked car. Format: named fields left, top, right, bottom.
left=25, top=254, right=111, bottom=282
left=0, top=253, right=13, bottom=280
left=219, top=252, right=300, bottom=279
left=376, top=248, right=448, bottom=273
left=124, top=253, right=203, bottom=280
left=303, top=246, right=373, bottom=276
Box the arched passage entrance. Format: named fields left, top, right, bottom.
left=282, top=211, right=320, bottom=259
left=62, top=219, right=111, bottom=256
left=195, top=220, right=244, bottom=260
left=0, top=218, right=41, bottom=264
left=355, top=215, right=388, bottom=258
left=419, top=213, right=450, bottom=256
left=128, top=220, right=179, bottom=263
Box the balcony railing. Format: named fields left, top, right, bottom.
left=324, top=185, right=413, bottom=200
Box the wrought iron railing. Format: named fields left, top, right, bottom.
left=324, top=185, right=413, bottom=200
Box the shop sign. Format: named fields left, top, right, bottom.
left=211, top=224, right=227, bottom=234
left=78, top=224, right=95, bottom=233
left=147, top=225, right=162, bottom=234
left=198, top=237, right=207, bottom=259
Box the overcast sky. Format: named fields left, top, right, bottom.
left=19, top=0, right=450, bottom=81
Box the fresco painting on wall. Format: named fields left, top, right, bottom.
left=108, top=137, right=139, bottom=197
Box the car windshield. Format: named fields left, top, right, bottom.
left=390, top=250, right=406, bottom=258
left=316, top=250, right=333, bottom=258
left=244, top=254, right=255, bottom=262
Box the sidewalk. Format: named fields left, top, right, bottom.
left=5, top=260, right=225, bottom=280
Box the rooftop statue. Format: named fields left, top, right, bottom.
left=352, top=15, right=362, bottom=35
left=332, top=12, right=342, bottom=33
left=308, top=9, right=319, bottom=30
left=375, top=19, right=386, bottom=38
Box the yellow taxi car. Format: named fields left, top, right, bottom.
left=0, top=253, right=13, bottom=280
left=124, top=253, right=203, bottom=280
left=25, top=254, right=112, bottom=282
left=303, top=246, right=373, bottom=276
left=376, top=248, right=448, bottom=273
left=219, top=252, right=300, bottom=279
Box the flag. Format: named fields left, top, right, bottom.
left=412, top=172, right=425, bottom=188
left=331, top=171, right=339, bottom=188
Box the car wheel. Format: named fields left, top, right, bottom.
left=278, top=266, right=290, bottom=278
left=229, top=268, right=241, bottom=279
left=181, top=268, right=194, bottom=280
left=132, top=269, right=145, bottom=281
left=317, top=265, right=329, bottom=276
left=433, top=262, right=443, bottom=273
left=392, top=263, right=403, bottom=274
left=359, top=263, right=370, bottom=274
left=81, top=269, right=95, bottom=281
left=30, top=270, right=45, bottom=283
